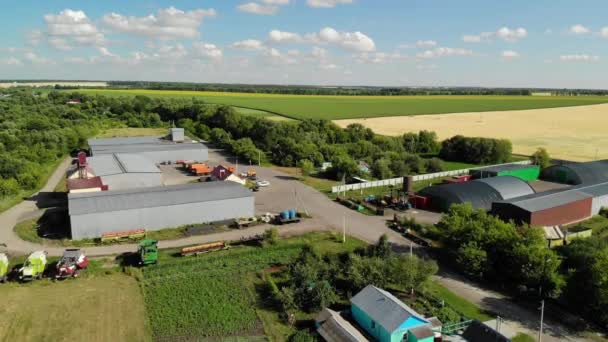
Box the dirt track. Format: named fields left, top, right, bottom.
left=335, top=103, right=608, bottom=161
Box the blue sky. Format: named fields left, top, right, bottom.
left=1, top=0, right=607, bottom=88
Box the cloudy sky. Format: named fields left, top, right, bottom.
left=1, top=0, right=607, bottom=88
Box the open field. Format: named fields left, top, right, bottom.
left=232, top=106, right=293, bottom=121
left=336, top=103, right=608, bottom=161
left=142, top=232, right=366, bottom=340
left=0, top=274, right=147, bottom=342
left=71, top=89, right=608, bottom=120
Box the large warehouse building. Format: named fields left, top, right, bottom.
left=88, top=128, right=208, bottom=164
left=492, top=189, right=593, bottom=226
left=68, top=182, right=255, bottom=239
left=541, top=160, right=608, bottom=185
left=87, top=153, right=162, bottom=190
left=419, top=176, right=536, bottom=211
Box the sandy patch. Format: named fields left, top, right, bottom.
left=335, top=103, right=608, bottom=162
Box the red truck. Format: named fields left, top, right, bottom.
left=56, top=249, right=89, bottom=279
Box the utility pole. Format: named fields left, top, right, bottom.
left=342, top=215, right=346, bottom=243
left=538, top=300, right=545, bottom=342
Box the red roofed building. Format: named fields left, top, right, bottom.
left=66, top=176, right=107, bottom=193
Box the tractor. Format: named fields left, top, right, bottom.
left=19, top=251, right=47, bottom=282
left=56, top=249, right=89, bottom=279
left=0, top=253, right=8, bottom=283
left=138, top=239, right=158, bottom=266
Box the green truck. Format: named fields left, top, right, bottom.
left=19, top=251, right=48, bottom=281
left=0, top=253, right=8, bottom=283
left=138, top=239, right=158, bottom=266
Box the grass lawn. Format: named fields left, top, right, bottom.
left=14, top=216, right=233, bottom=247
left=71, top=89, right=608, bottom=120
left=512, top=333, right=536, bottom=342
left=0, top=273, right=148, bottom=342
left=0, top=156, right=67, bottom=214
left=424, top=280, right=494, bottom=322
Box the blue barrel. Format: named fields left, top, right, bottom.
left=280, top=211, right=289, bottom=220
left=289, top=209, right=296, bottom=219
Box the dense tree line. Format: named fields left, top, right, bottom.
left=436, top=204, right=564, bottom=297
left=439, top=135, right=512, bottom=164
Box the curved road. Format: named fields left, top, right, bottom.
left=0, top=152, right=588, bottom=341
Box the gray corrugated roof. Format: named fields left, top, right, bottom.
left=495, top=188, right=592, bottom=212
left=88, top=135, right=207, bottom=155
left=316, top=308, right=370, bottom=342
left=475, top=176, right=536, bottom=200
left=68, top=182, right=253, bottom=215
left=541, top=160, right=608, bottom=185
left=573, top=180, right=608, bottom=197
left=88, top=154, right=160, bottom=176
left=350, top=285, right=428, bottom=333
left=88, top=136, right=161, bottom=146
left=473, top=163, right=536, bottom=173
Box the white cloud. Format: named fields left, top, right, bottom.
left=157, top=44, right=188, bottom=59
left=97, top=47, right=117, bottom=57
left=463, top=27, right=527, bottom=43
left=313, top=27, right=375, bottom=52
left=238, top=3, right=279, bottom=15
left=262, top=0, right=290, bottom=4
left=462, top=35, right=482, bottom=43
left=192, top=42, right=223, bottom=61
left=48, top=37, right=72, bottom=51
left=601, top=27, right=608, bottom=38
left=356, top=52, right=406, bottom=64
left=43, top=9, right=105, bottom=49
left=569, top=24, right=590, bottom=35
left=269, top=30, right=303, bottom=43
left=559, top=54, right=600, bottom=62
left=307, top=0, right=352, bottom=8
left=102, top=7, right=216, bottom=40
left=417, top=47, right=473, bottom=59
left=319, top=63, right=338, bottom=70
left=416, top=64, right=438, bottom=71
left=266, top=27, right=375, bottom=52
left=264, top=48, right=297, bottom=64
left=232, top=39, right=266, bottom=50
left=416, top=40, right=437, bottom=48
left=501, top=50, right=520, bottom=60
left=27, top=30, right=43, bottom=46
left=24, top=52, right=52, bottom=65
left=311, top=46, right=328, bottom=59
left=0, top=57, right=23, bottom=66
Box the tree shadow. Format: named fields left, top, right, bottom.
left=35, top=208, right=72, bottom=240
left=29, top=191, right=67, bottom=209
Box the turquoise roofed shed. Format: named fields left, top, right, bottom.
left=350, top=285, right=436, bottom=342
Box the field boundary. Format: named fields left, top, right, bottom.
left=331, top=160, right=532, bottom=193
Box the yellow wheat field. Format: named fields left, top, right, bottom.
left=335, top=103, right=608, bottom=162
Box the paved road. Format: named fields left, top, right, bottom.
left=0, top=150, right=588, bottom=341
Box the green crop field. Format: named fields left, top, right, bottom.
left=141, top=233, right=366, bottom=340
left=71, top=88, right=608, bottom=120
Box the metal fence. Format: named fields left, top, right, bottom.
left=331, top=160, right=532, bottom=193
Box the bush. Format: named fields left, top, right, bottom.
left=439, top=135, right=512, bottom=164
left=264, top=227, right=280, bottom=245
left=289, top=330, right=317, bottom=342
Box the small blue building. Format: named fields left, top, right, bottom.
left=351, top=285, right=435, bottom=342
